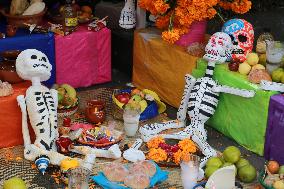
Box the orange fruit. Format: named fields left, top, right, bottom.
left=81, top=6, right=92, bottom=14
left=267, top=160, right=280, bottom=174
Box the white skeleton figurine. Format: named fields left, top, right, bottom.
left=139, top=32, right=255, bottom=170
left=16, top=49, right=121, bottom=167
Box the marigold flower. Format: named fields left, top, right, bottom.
left=231, top=0, right=252, bottom=14
left=162, top=29, right=181, bottom=44
left=178, top=138, right=197, bottom=153
left=147, top=148, right=168, bottom=162
left=147, top=137, right=165, bottom=148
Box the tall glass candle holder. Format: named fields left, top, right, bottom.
left=68, top=167, right=91, bottom=189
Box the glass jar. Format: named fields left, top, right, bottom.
left=180, top=154, right=200, bottom=189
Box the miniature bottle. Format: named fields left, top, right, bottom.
left=63, top=0, right=78, bottom=35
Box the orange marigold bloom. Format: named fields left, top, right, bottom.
left=147, top=148, right=168, bottom=162
left=207, top=8, right=217, bottom=19
left=156, top=15, right=170, bottom=29
left=178, top=138, right=197, bottom=153
left=218, top=1, right=232, bottom=10
left=147, top=137, right=165, bottom=149
left=231, top=0, right=252, bottom=14
left=162, top=29, right=181, bottom=44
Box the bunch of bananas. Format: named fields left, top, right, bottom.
left=52, top=84, right=78, bottom=109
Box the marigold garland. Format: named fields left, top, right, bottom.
left=147, top=137, right=198, bottom=164
left=138, top=0, right=252, bottom=44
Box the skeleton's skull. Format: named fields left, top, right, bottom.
left=16, top=49, right=52, bottom=81
left=222, top=19, right=254, bottom=62
left=203, top=32, right=232, bottom=63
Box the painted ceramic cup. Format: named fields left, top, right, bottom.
left=85, top=100, right=106, bottom=124
left=6, top=25, right=17, bottom=37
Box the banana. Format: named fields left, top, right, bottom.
left=60, top=84, right=77, bottom=99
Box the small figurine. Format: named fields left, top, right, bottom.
left=35, top=155, right=50, bottom=175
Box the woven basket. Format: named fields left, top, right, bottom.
left=112, top=101, right=124, bottom=120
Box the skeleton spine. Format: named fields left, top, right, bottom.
left=204, top=61, right=216, bottom=79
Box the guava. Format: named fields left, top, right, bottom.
left=279, top=165, right=284, bottom=174
left=223, top=146, right=241, bottom=163
left=273, top=180, right=284, bottom=189
left=236, top=158, right=250, bottom=169
left=3, top=177, right=26, bottom=189
left=237, top=164, right=257, bottom=183
left=205, top=166, right=219, bottom=178
left=246, top=53, right=259, bottom=66
left=272, top=68, right=284, bottom=82
left=238, top=62, right=251, bottom=75
left=206, top=157, right=223, bottom=168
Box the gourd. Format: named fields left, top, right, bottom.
left=22, top=2, right=45, bottom=16
left=10, top=0, right=29, bottom=15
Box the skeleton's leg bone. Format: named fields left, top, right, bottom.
left=191, top=134, right=217, bottom=168
left=177, top=74, right=196, bottom=121
left=260, top=80, right=284, bottom=92
left=24, top=144, right=81, bottom=166
left=17, top=95, right=31, bottom=147
left=212, top=85, right=255, bottom=98
left=71, top=144, right=121, bottom=159
left=139, top=120, right=185, bottom=137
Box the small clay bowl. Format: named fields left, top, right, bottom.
left=1, top=50, right=21, bottom=60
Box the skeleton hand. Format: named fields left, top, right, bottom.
left=260, top=80, right=284, bottom=92
left=17, top=95, right=26, bottom=111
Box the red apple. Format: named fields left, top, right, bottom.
left=63, top=117, right=71, bottom=127
left=228, top=59, right=240, bottom=72
left=115, top=93, right=130, bottom=104
left=56, top=136, right=73, bottom=153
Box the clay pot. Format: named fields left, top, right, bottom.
left=85, top=100, right=106, bottom=124
left=6, top=25, right=17, bottom=37
left=0, top=60, right=24, bottom=83
left=0, top=50, right=24, bottom=83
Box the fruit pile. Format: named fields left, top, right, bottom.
left=52, top=84, right=78, bottom=109
left=229, top=52, right=272, bottom=84
left=205, top=146, right=257, bottom=183
left=262, top=160, right=284, bottom=189
left=113, top=88, right=166, bottom=120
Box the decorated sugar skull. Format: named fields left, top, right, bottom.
left=16, top=49, right=52, bottom=81
left=222, top=19, right=254, bottom=62
left=203, top=32, right=232, bottom=63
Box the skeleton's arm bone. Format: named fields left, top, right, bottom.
left=17, top=95, right=31, bottom=147
left=139, top=120, right=185, bottom=137
left=212, top=85, right=255, bottom=98
left=177, top=74, right=196, bottom=121
left=260, top=80, right=284, bottom=92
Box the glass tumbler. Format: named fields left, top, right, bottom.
left=180, top=154, right=200, bottom=189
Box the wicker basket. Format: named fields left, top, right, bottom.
left=112, top=101, right=124, bottom=120
left=1, top=8, right=47, bottom=28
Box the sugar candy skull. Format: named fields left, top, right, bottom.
left=222, top=19, right=254, bottom=62
left=203, top=32, right=232, bottom=63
